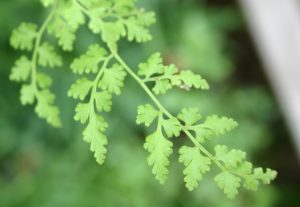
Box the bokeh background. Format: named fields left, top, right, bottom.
left=1, top=0, right=300, bottom=206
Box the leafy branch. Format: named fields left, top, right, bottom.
left=112, top=52, right=276, bottom=198
left=10, top=0, right=62, bottom=127
left=9, top=0, right=277, bottom=199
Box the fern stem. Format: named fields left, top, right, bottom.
left=113, top=54, right=172, bottom=117
left=89, top=55, right=112, bottom=114
left=113, top=52, right=227, bottom=172
left=30, top=0, right=58, bottom=95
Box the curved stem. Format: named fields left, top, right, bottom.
left=113, top=52, right=227, bottom=172
left=31, top=0, right=58, bottom=95
left=113, top=54, right=171, bottom=116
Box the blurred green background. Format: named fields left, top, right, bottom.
left=1, top=0, right=299, bottom=206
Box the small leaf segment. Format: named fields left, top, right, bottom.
left=10, top=0, right=277, bottom=199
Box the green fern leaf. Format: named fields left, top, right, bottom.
left=62, top=1, right=85, bottom=30
left=35, top=89, right=61, bottom=127
left=191, top=126, right=213, bottom=143
left=74, top=102, right=90, bottom=124
left=10, top=22, right=37, bottom=51
left=38, top=42, right=62, bottom=67
left=153, top=79, right=172, bottom=95
left=235, top=161, right=253, bottom=175
left=68, top=77, right=93, bottom=100
left=136, top=104, right=159, bottom=127
left=189, top=115, right=238, bottom=143
left=71, top=44, right=107, bottom=74
left=94, top=91, right=112, bottom=112
left=48, top=13, right=76, bottom=51
left=101, top=22, right=126, bottom=50
left=179, top=146, right=211, bottom=190
left=138, top=53, right=163, bottom=78
left=243, top=168, right=277, bottom=191
left=98, top=64, right=126, bottom=95
left=161, top=117, right=181, bottom=137
left=215, top=171, right=241, bottom=199
left=214, top=145, right=246, bottom=169
left=178, top=108, right=202, bottom=126
left=138, top=53, right=208, bottom=93
left=86, top=0, right=155, bottom=49
left=83, top=114, right=108, bottom=164
left=20, top=84, right=35, bottom=105
left=171, top=70, right=209, bottom=90
left=10, top=56, right=31, bottom=82
left=124, top=17, right=152, bottom=42
left=203, top=115, right=238, bottom=135
left=144, top=130, right=173, bottom=184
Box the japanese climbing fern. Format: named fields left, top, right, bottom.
left=9, top=0, right=277, bottom=199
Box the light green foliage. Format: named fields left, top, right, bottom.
left=47, top=16, right=76, bottom=51
left=71, top=44, right=107, bottom=74
left=74, top=103, right=90, bottom=124
left=98, top=64, right=127, bottom=95
left=243, top=168, right=277, bottom=191
left=178, top=108, right=238, bottom=143
left=178, top=108, right=202, bottom=126
left=203, top=115, right=238, bottom=136
left=47, top=0, right=84, bottom=51
left=38, top=42, right=62, bottom=67
left=68, top=78, right=93, bottom=100
left=83, top=114, right=108, bottom=164
left=214, top=145, right=246, bottom=168
left=94, top=91, right=112, bottom=112
left=136, top=104, right=159, bottom=127
left=9, top=56, right=31, bottom=82
left=212, top=145, right=277, bottom=199
left=20, top=84, right=35, bottom=105
left=138, top=53, right=163, bottom=78
left=138, top=53, right=209, bottom=94
left=62, top=1, right=85, bottom=30
left=69, top=44, right=126, bottom=164
left=10, top=4, right=62, bottom=127
left=77, top=0, right=155, bottom=50
left=10, top=22, right=37, bottom=51
left=144, top=130, right=173, bottom=184
left=35, top=90, right=61, bottom=127
left=215, top=171, right=241, bottom=199
left=161, top=117, right=181, bottom=137
left=138, top=103, right=275, bottom=197
left=136, top=104, right=182, bottom=182
left=10, top=0, right=277, bottom=200
left=179, top=146, right=211, bottom=190
left=233, top=161, right=277, bottom=191
left=100, top=22, right=126, bottom=50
